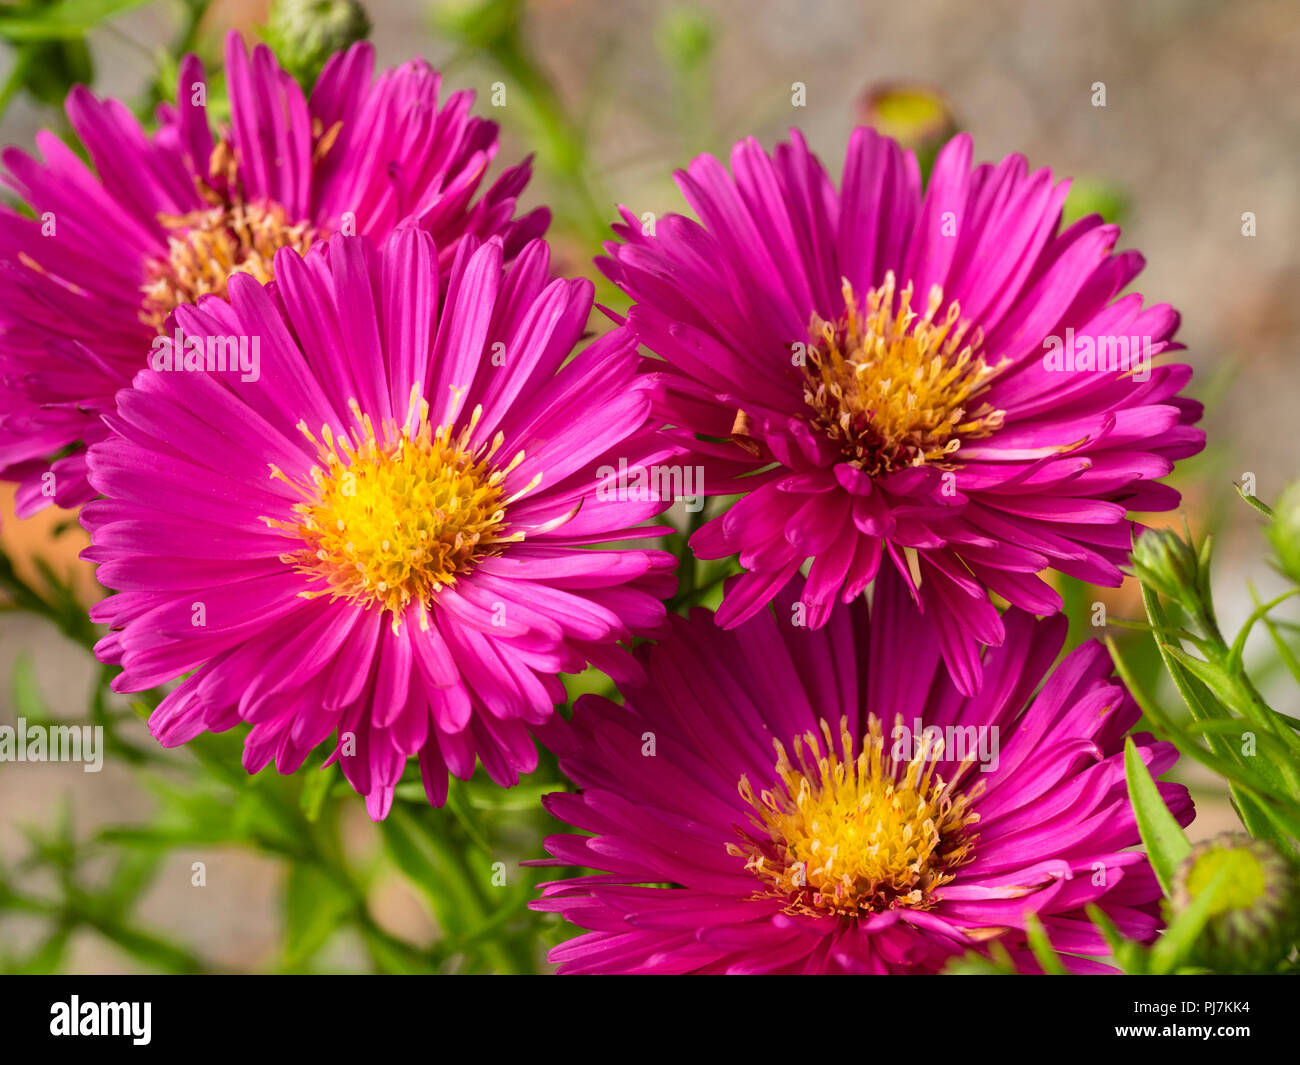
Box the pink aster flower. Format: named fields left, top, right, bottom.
left=601, top=130, right=1204, bottom=693
left=0, top=30, right=545, bottom=517
left=532, top=569, right=1193, bottom=974
left=81, top=228, right=677, bottom=820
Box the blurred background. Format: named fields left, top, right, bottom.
left=1, top=0, right=1297, bottom=972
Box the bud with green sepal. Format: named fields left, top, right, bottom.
left=856, top=83, right=956, bottom=184
left=1267, top=480, right=1300, bottom=587
left=1061, top=176, right=1129, bottom=228
left=264, top=0, right=372, bottom=89
left=1127, top=525, right=1211, bottom=625
left=1171, top=833, right=1300, bottom=972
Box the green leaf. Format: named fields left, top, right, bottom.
left=1138, top=584, right=1233, bottom=732
left=1116, top=697, right=1300, bottom=849
left=283, top=864, right=353, bottom=969
left=1061, top=177, right=1128, bottom=227
left=10, top=655, right=49, bottom=720
left=1161, top=644, right=1241, bottom=711
left=444, top=782, right=495, bottom=853
left=465, top=778, right=556, bottom=813
left=1256, top=592, right=1300, bottom=689
left=1227, top=586, right=1300, bottom=674
left=358, top=924, right=438, bottom=975
left=14, top=928, right=70, bottom=975
left=104, top=850, right=163, bottom=913
left=1085, top=903, right=1147, bottom=974
left=1181, top=719, right=1294, bottom=760
left=1148, top=861, right=1235, bottom=975
left=943, top=940, right=1017, bottom=975
left=0, top=0, right=150, bottom=41
left=380, top=808, right=476, bottom=939
left=1126, top=587, right=1283, bottom=841
left=1023, top=913, right=1069, bottom=975
left=298, top=765, right=336, bottom=823
left=1235, top=483, right=1273, bottom=518
left=1124, top=736, right=1191, bottom=897
left=559, top=664, right=618, bottom=706
left=1159, top=645, right=1300, bottom=770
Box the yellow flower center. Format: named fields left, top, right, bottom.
left=270, top=390, right=537, bottom=630
left=141, top=197, right=318, bottom=333
left=801, top=272, right=1008, bottom=476
left=729, top=716, right=981, bottom=917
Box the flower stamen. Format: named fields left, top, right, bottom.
left=729, top=715, right=981, bottom=917
left=141, top=200, right=319, bottom=332
left=269, top=387, right=537, bottom=631
left=802, top=272, right=1008, bottom=475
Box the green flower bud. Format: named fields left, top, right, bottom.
left=856, top=84, right=957, bottom=185
left=1171, top=833, right=1300, bottom=972
left=429, top=0, right=520, bottom=50
left=656, top=7, right=716, bottom=77
left=265, top=0, right=371, bottom=88
left=1061, top=176, right=1129, bottom=228
left=858, top=83, right=955, bottom=151
left=1127, top=526, right=1202, bottom=610
left=1268, top=480, right=1300, bottom=586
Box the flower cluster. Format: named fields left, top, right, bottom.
left=0, top=31, right=544, bottom=515
left=0, top=28, right=1206, bottom=973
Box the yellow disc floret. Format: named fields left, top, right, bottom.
left=271, top=388, right=537, bottom=631
left=802, top=271, right=1008, bottom=476
left=141, top=200, right=319, bottom=332
left=139, top=137, right=326, bottom=333
left=729, top=715, right=981, bottom=917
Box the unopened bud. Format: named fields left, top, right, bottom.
left=1268, top=481, right=1300, bottom=586
left=857, top=83, right=956, bottom=163
left=1171, top=833, right=1300, bottom=973
left=1128, top=526, right=1202, bottom=611
left=265, top=0, right=371, bottom=88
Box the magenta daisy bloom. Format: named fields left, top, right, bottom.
left=0, top=30, right=545, bottom=517
left=532, top=569, right=1193, bottom=974
left=601, top=130, right=1204, bottom=693
left=81, top=228, right=676, bottom=819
